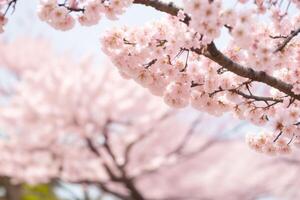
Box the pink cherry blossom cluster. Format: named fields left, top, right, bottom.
left=37, top=0, right=133, bottom=31
left=37, top=0, right=75, bottom=31
left=246, top=132, right=294, bottom=155
left=101, top=0, right=300, bottom=154
left=183, top=0, right=223, bottom=44
left=101, top=16, right=247, bottom=114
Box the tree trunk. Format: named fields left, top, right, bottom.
left=0, top=177, right=22, bottom=200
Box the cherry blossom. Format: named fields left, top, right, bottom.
left=36, top=0, right=133, bottom=30
left=0, top=0, right=299, bottom=156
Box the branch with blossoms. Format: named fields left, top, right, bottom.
left=1, top=0, right=300, bottom=156
left=97, top=0, right=300, bottom=155
left=102, top=0, right=300, bottom=101
left=130, top=0, right=300, bottom=101
left=203, top=79, right=284, bottom=108
left=230, top=89, right=282, bottom=106
left=274, top=26, right=300, bottom=52
left=199, top=42, right=300, bottom=100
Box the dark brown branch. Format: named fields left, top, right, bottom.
left=274, top=27, right=300, bottom=52
left=134, top=0, right=190, bottom=24
left=97, top=184, right=129, bottom=200
left=124, top=38, right=136, bottom=45
left=273, top=131, right=282, bottom=142
left=134, top=0, right=181, bottom=18
left=58, top=3, right=85, bottom=12
left=269, top=34, right=288, bottom=39
left=3, top=0, right=18, bottom=16
left=143, top=58, right=157, bottom=69
left=86, top=137, right=101, bottom=157
left=200, top=43, right=300, bottom=101
left=194, top=83, right=282, bottom=105
left=230, top=89, right=283, bottom=104
left=156, top=39, right=167, bottom=47
left=209, top=86, right=223, bottom=97
left=191, top=81, right=202, bottom=87
left=224, top=24, right=233, bottom=32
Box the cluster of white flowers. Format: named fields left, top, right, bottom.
left=246, top=133, right=294, bottom=155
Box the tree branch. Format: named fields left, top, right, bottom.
left=133, top=0, right=300, bottom=101
left=230, top=89, right=283, bottom=104
left=133, top=0, right=180, bottom=16
left=200, top=43, right=300, bottom=100
left=133, top=0, right=190, bottom=24
left=3, top=0, right=18, bottom=16
left=274, top=27, right=300, bottom=52
left=58, top=3, right=85, bottom=12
